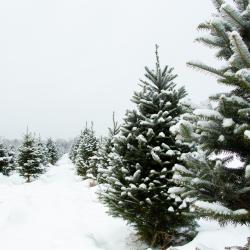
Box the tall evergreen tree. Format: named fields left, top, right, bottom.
left=188, top=0, right=250, bottom=99
left=17, top=132, right=45, bottom=182
left=75, top=125, right=97, bottom=178
left=0, top=142, right=15, bottom=176
left=46, top=138, right=59, bottom=165
left=171, top=0, right=250, bottom=224
left=98, top=47, right=196, bottom=248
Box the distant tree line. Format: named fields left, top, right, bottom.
left=0, top=133, right=63, bottom=182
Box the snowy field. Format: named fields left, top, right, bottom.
left=0, top=154, right=249, bottom=250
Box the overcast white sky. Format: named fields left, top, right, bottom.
left=0, top=0, right=229, bottom=139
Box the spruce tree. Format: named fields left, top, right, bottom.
left=88, top=140, right=103, bottom=181
left=17, top=132, right=45, bottom=182
left=46, top=138, right=59, bottom=165
left=171, top=0, right=250, bottom=224
left=99, top=47, right=196, bottom=248
left=75, top=126, right=97, bottom=179
left=0, top=142, right=15, bottom=176
left=37, top=137, right=49, bottom=167
left=95, top=113, right=120, bottom=184
left=69, top=137, right=81, bottom=163
left=88, top=113, right=120, bottom=183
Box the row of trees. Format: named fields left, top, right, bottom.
left=69, top=116, right=120, bottom=183
left=0, top=133, right=60, bottom=182
left=70, top=0, right=250, bottom=248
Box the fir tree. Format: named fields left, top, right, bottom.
left=95, top=113, right=120, bottom=184
left=171, top=0, right=250, bottom=224
left=188, top=0, right=250, bottom=99
left=69, top=137, right=81, bottom=164
left=37, top=137, right=49, bottom=166
left=88, top=140, right=103, bottom=181
left=7, top=145, right=16, bottom=172
left=46, top=138, right=59, bottom=165
left=17, top=132, right=45, bottom=182
left=98, top=47, right=197, bottom=248
left=75, top=125, right=97, bottom=179
left=0, top=142, right=15, bottom=176
left=88, top=113, right=120, bottom=183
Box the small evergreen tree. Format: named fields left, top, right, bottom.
left=37, top=137, right=49, bottom=166
left=75, top=125, right=97, bottom=178
left=7, top=145, right=16, bottom=172
left=17, top=132, right=45, bottom=182
left=171, top=0, right=250, bottom=224
left=0, top=142, right=15, bottom=176
left=99, top=47, right=197, bottom=248
left=88, top=140, right=103, bottom=181
left=95, top=113, right=120, bottom=184
left=88, top=113, right=120, bottom=183
left=69, top=137, right=81, bottom=164
left=46, top=138, right=59, bottom=165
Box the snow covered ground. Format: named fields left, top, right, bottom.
left=0, top=155, right=139, bottom=250
left=172, top=220, right=250, bottom=250
left=0, top=154, right=249, bottom=250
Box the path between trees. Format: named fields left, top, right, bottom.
left=0, top=154, right=135, bottom=250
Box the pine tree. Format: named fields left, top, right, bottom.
left=95, top=113, right=120, bottom=184
left=88, top=140, right=103, bottom=181
left=7, top=145, right=16, bottom=173
left=88, top=113, right=120, bottom=183
left=187, top=0, right=250, bottom=99
left=75, top=125, right=97, bottom=179
left=17, top=132, right=45, bottom=182
left=46, top=138, right=59, bottom=165
left=98, top=47, right=197, bottom=248
left=0, top=142, right=15, bottom=176
left=171, top=0, right=250, bottom=224
left=37, top=137, right=49, bottom=166
left=69, top=137, right=81, bottom=164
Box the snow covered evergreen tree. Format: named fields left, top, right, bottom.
left=17, top=132, right=45, bottom=182
left=7, top=145, right=16, bottom=172
left=88, top=140, right=103, bottom=181
left=37, top=137, right=49, bottom=167
left=46, top=138, right=59, bottom=165
left=95, top=113, right=120, bottom=184
left=75, top=126, right=97, bottom=179
left=0, top=142, right=15, bottom=176
left=69, top=137, right=81, bottom=164
left=99, top=47, right=197, bottom=248
left=88, top=113, right=120, bottom=183
left=171, top=0, right=250, bottom=224
left=188, top=0, right=250, bottom=99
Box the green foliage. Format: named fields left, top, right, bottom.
left=17, top=132, right=45, bottom=182
left=93, top=113, right=120, bottom=184
left=75, top=126, right=97, bottom=179
left=0, top=142, right=15, bottom=176
left=188, top=0, right=250, bottom=97
left=46, top=138, right=59, bottom=165
left=172, top=151, right=250, bottom=224
left=69, top=137, right=81, bottom=164
left=37, top=138, right=49, bottom=166
left=171, top=0, right=250, bottom=225
left=98, top=48, right=197, bottom=248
